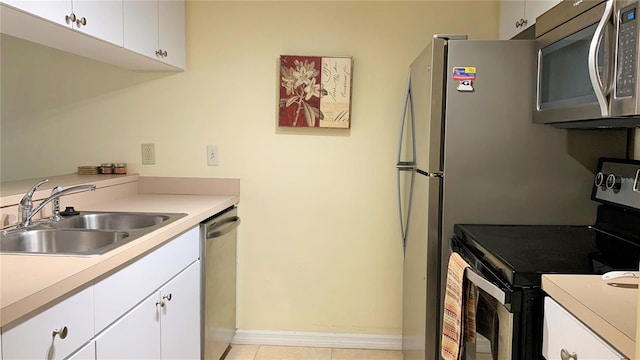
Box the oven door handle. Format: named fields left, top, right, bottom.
left=465, top=267, right=507, bottom=305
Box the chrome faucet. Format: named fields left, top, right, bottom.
left=18, top=179, right=96, bottom=227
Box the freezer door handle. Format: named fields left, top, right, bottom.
left=465, top=268, right=507, bottom=305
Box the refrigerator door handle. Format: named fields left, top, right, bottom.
left=397, top=71, right=416, bottom=250
left=416, top=169, right=443, bottom=178
left=397, top=168, right=415, bottom=250
left=396, top=71, right=415, bottom=167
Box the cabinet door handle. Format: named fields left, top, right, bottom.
left=76, top=17, right=87, bottom=26
left=515, top=18, right=528, bottom=28
left=162, top=293, right=172, bottom=302
left=156, top=49, right=168, bottom=57
left=52, top=326, right=68, bottom=340
left=156, top=300, right=165, bottom=308
left=65, top=13, right=76, bottom=24
left=560, top=349, right=577, bottom=360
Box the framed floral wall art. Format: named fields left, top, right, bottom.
left=278, top=55, right=353, bottom=129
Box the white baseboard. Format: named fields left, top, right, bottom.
left=232, top=330, right=402, bottom=350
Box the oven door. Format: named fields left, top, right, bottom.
left=463, top=267, right=515, bottom=360
left=451, top=238, right=521, bottom=360
left=534, top=0, right=615, bottom=125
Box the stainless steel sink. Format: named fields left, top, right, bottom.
left=1, top=212, right=187, bottom=256
left=52, top=213, right=171, bottom=230
left=0, top=229, right=129, bottom=256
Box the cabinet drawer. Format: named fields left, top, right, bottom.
left=2, top=286, right=94, bottom=360
left=543, top=297, right=626, bottom=359
left=93, top=226, right=199, bottom=332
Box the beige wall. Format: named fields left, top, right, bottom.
left=1, top=1, right=500, bottom=335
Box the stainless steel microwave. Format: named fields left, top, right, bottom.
left=535, top=0, right=640, bottom=128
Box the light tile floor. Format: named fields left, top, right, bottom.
left=225, top=345, right=403, bottom=360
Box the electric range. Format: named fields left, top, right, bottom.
left=450, top=157, right=640, bottom=359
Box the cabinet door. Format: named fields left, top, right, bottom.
left=543, top=297, right=625, bottom=359
left=1, top=286, right=94, bottom=360
left=123, top=0, right=158, bottom=60
left=524, top=0, right=560, bottom=26
left=158, top=0, right=185, bottom=69
left=160, top=260, right=201, bottom=360
left=67, top=341, right=96, bottom=360
left=499, top=0, right=525, bottom=39
left=94, top=226, right=199, bottom=333
left=95, top=293, right=162, bottom=359
left=1, top=0, right=72, bottom=27
left=71, top=0, right=123, bottom=46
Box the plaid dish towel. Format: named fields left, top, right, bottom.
left=441, top=252, right=477, bottom=360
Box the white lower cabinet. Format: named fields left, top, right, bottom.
left=1, top=286, right=94, bottom=360
left=543, top=297, right=626, bottom=359
left=160, top=261, right=201, bottom=359
left=95, top=260, right=201, bottom=359
left=67, top=341, right=96, bottom=360
left=95, top=294, right=162, bottom=359
left=1, top=226, right=201, bottom=360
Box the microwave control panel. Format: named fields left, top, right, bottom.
left=616, top=6, right=637, bottom=98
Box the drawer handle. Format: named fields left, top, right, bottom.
left=162, top=293, right=172, bottom=302
left=561, top=349, right=577, bottom=360
left=53, top=326, right=68, bottom=340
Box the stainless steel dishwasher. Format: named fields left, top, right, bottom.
left=200, top=206, right=241, bottom=360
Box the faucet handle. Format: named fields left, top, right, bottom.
left=20, top=179, right=49, bottom=206
left=51, top=186, right=63, bottom=221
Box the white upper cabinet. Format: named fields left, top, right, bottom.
left=123, top=0, right=159, bottom=62
left=499, top=0, right=560, bottom=39
left=123, top=0, right=185, bottom=70
left=158, top=0, right=185, bottom=69
left=1, top=0, right=72, bottom=26
left=71, top=0, right=123, bottom=46
left=0, top=0, right=184, bottom=70
left=3, top=0, right=123, bottom=46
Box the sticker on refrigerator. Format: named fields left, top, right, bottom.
left=457, top=80, right=474, bottom=92
left=452, top=67, right=476, bottom=81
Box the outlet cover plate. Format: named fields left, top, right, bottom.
left=142, top=143, right=155, bottom=165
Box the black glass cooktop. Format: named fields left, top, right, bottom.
left=452, top=224, right=640, bottom=287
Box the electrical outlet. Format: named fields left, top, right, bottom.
left=142, top=143, right=155, bottom=165
left=207, top=144, right=219, bottom=166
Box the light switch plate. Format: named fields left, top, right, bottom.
left=207, top=144, right=219, bottom=166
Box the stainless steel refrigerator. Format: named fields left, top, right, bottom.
left=396, top=36, right=626, bottom=360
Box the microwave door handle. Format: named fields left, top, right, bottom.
left=588, top=0, right=614, bottom=117
left=464, top=268, right=507, bottom=305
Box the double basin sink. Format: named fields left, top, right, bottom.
left=0, top=212, right=187, bottom=256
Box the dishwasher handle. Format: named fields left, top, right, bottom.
left=206, top=215, right=241, bottom=239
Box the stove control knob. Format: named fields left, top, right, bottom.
left=606, top=173, right=621, bottom=190
left=595, top=172, right=607, bottom=187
